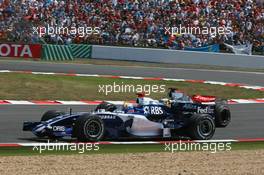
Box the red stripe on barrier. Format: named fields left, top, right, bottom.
left=0, top=99, right=263, bottom=105
left=0, top=138, right=264, bottom=147
left=30, top=101, right=62, bottom=105
left=185, top=80, right=206, bottom=83
left=0, top=100, right=10, bottom=104
left=100, top=75, right=121, bottom=79
left=143, top=77, right=163, bottom=81
left=227, top=100, right=238, bottom=104
left=57, top=73, right=77, bottom=76
left=225, top=83, right=246, bottom=87
left=237, top=138, right=264, bottom=142
left=258, top=88, right=264, bottom=91
left=158, top=140, right=195, bottom=144
left=80, top=100, right=103, bottom=105
left=65, top=73, right=77, bottom=76
left=243, top=99, right=264, bottom=103
left=72, top=141, right=113, bottom=145
left=15, top=71, right=33, bottom=74
left=0, top=144, right=21, bottom=147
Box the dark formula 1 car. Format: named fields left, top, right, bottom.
left=23, top=89, right=231, bottom=141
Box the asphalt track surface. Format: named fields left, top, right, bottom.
left=1, top=60, right=264, bottom=86
left=0, top=60, right=263, bottom=142
left=0, top=104, right=264, bottom=143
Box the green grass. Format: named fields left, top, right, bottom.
left=0, top=142, right=264, bottom=156
left=64, top=59, right=264, bottom=73
left=0, top=73, right=264, bottom=100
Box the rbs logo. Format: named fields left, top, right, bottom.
left=144, top=106, right=164, bottom=115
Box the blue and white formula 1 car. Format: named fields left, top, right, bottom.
left=23, top=89, right=231, bottom=141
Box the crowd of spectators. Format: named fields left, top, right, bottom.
left=0, top=0, right=263, bottom=53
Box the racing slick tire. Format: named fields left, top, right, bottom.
left=215, top=104, right=231, bottom=127
left=74, top=114, right=105, bottom=142
left=41, top=110, right=65, bottom=121
left=188, top=114, right=215, bottom=140
left=215, top=98, right=228, bottom=105
left=95, top=102, right=117, bottom=112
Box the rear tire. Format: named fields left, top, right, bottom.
left=188, top=114, right=215, bottom=140
left=215, top=105, right=231, bottom=127
left=41, top=110, right=65, bottom=121
left=215, top=98, right=228, bottom=105
left=74, top=115, right=104, bottom=142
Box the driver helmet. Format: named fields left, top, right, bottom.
left=136, top=92, right=145, bottom=105
left=123, top=102, right=135, bottom=113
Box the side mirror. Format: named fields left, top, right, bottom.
left=67, top=108, right=72, bottom=115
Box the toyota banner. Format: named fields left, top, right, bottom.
left=0, top=43, right=42, bottom=59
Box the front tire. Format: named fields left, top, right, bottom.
left=74, top=115, right=105, bottom=142
left=188, top=114, right=215, bottom=140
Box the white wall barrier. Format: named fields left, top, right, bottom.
left=92, top=45, right=264, bottom=69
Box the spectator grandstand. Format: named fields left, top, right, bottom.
left=0, top=0, right=263, bottom=54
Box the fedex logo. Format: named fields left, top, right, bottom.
left=197, top=106, right=214, bottom=114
